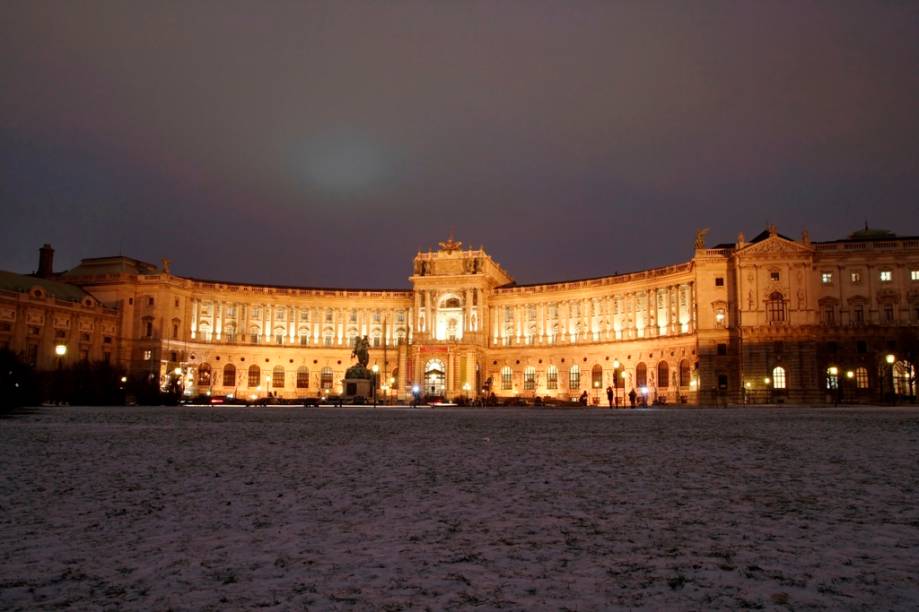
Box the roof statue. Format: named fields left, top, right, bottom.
left=694, top=228, right=709, bottom=249
left=438, top=233, right=462, bottom=252
left=736, top=232, right=746, bottom=248
left=768, top=224, right=778, bottom=237
left=161, top=258, right=171, bottom=274
left=801, top=228, right=810, bottom=246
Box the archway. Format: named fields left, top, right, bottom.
left=424, top=359, right=446, bottom=398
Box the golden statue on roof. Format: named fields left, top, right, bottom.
left=438, top=233, right=462, bottom=252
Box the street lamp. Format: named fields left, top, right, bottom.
left=612, top=359, right=621, bottom=406
left=828, top=366, right=839, bottom=406
left=54, top=344, right=67, bottom=405
left=371, top=364, right=379, bottom=407
left=462, top=381, right=470, bottom=403
left=885, top=354, right=896, bottom=404
left=593, top=380, right=600, bottom=405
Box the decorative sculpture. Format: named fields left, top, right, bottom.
left=351, top=335, right=370, bottom=369
left=439, top=233, right=462, bottom=252
left=161, top=258, right=171, bottom=274
left=695, top=228, right=709, bottom=249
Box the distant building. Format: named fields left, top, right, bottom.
left=2, top=228, right=917, bottom=404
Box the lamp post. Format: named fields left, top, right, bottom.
left=371, top=364, right=379, bottom=407
left=763, top=377, right=771, bottom=404
left=593, top=380, right=600, bottom=406
left=845, top=370, right=854, bottom=405
left=462, top=381, right=470, bottom=404
left=54, top=344, right=67, bottom=405
left=885, top=353, right=896, bottom=404
left=612, top=359, right=621, bottom=407
left=828, top=366, right=839, bottom=406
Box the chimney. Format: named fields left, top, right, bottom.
left=38, top=243, right=54, bottom=278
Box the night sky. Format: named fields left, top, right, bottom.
left=2, top=2, right=918, bottom=288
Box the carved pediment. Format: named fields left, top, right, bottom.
left=735, top=235, right=814, bottom=259
left=876, top=289, right=900, bottom=304
left=846, top=295, right=868, bottom=306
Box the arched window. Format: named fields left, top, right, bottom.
left=296, top=366, right=309, bottom=389
left=274, top=327, right=285, bottom=345
left=569, top=365, right=580, bottom=390
left=321, top=367, right=333, bottom=389
left=767, top=292, right=786, bottom=324
left=679, top=359, right=691, bottom=387
left=855, top=367, right=869, bottom=389
left=443, top=297, right=461, bottom=308
left=613, top=365, right=625, bottom=389
left=197, top=363, right=211, bottom=386
left=224, top=323, right=236, bottom=343
left=546, top=365, right=558, bottom=390
left=222, top=364, right=236, bottom=387
left=299, top=327, right=310, bottom=345
left=893, top=361, right=915, bottom=395
left=591, top=364, right=603, bottom=389
left=658, top=362, right=669, bottom=388
left=772, top=366, right=786, bottom=389
left=524, top=366, right=536, bottom=390
left=636, top=362, right=647, bottom=387
left=323, top=327, right=334, bottom=346
left=248, top=365, right=260, bottom=387
left=501, top=366, right=512, bottom=390
left=272, top=366, right=285, bottom=388
left=249, top=325, right=261, bottom=344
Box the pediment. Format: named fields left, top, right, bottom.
left=735, top=235, right=813, bottom=259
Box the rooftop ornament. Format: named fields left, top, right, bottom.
left=438, top=234, right=462, bottom=253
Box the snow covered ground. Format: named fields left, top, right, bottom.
left=1, top=405, right=918, bottom=610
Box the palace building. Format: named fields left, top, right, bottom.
left=2, top=227, right=917, bottom=405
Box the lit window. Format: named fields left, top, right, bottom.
left=715, top=309, right=725, bottom=327
left=821, top=272, right=833, bottom=284
left=524, top=367, right=536, bottom=390
left=143, top=350, right=152, bottom=360
left=321, top=367, right=333, bottom=389
left=248, top=365, right=260, bottom=387
left=297, top=367, right=309, bottom=388
left=855, top=367, right=869, bottom=389
left=880, top=270, right=892, bottom=282
left=826, top=368, right=838, bottom=390
left=547, top=365, right=558, bottom=390
left=715, top=277, right=724, bottom=287
left=272, top=366, right=284, bottom=388
left=568, top=365, right=580, bottom=390
left=770, top=271, right=780, bottom=281
left=772, top=366, right=786, bottom=389
left=912, top=270, right=919, bottom=281
left=850, top=271, right=861, bottom=284
left=501, top=366, right=512, bottom=390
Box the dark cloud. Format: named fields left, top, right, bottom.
left=2, top=1, right=918, bottom=287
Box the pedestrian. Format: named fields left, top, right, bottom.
left=606, top=385, right=614, bottom=408
left=628, top=388, right=636, bottom=408
left=579, top=390, right=588, bottom=406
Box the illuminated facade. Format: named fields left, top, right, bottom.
left=5, top=227, right=918, bottom=404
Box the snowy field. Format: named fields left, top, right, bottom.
left=1, top=405, right=918, bottom=611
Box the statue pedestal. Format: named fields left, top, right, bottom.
left=344, top=377, right=372, bottom=400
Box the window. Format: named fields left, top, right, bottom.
left=636, top=363, right=647, bottom=387
left=715, top=308, right=725, bottom=327
left=884, top=304, right=894, bottom=322
left=147, top=297, right=154, bottom=306
left=373, top=311, right=381, bottom=323
left=568, top=365, right=580, bottom=390
left=143, top=319, right=153, bottom=338
left=143, top=350, right=152, bottom=361
left=823, top=308, right=835, bottom=325
left=547, top=365, right=558, bottom=390
left=524, top=367, right=536, bottom=390
left=821, top=272, right=833, bottom=284
left=248, top=365, right=260, bottom=387
left=767, top=292, right=786, bottom=324
left=826, top=368, right=838, bottom=390
left=912, top=270, right=919, bottom=281
left=715, top=277, right=724, bottom=287
left=172, top=321, right=180, bottom=339
left=175, top=298, right=180, bottom=308
left=321, top=367, right=333, bottom=389
left=325, top=309, right=333, bottom=323
left=853, top=306, right=864, bottom=324
left=855, top=367, right=869, bottom=389
left=850, top=271, right=862, bottom=284
left=103, top=336, right=112, bottom=344
left=296, top=367, right=309, bottom=389
left=272, top=366, right=285, bottom=389
left=223, top=364, right=236, bottom=387
left=679, top=360, right=692, bottom=387
left=880, top=270, right=892, bottom=282
left=772, top=366, right=786, bottom=389
left=658, top=362, right=669, bottom=388
left=501, top=366, right=513, bottom=390
left=717, top=343, right=727, bottom=355
left=770, top=271, right=780, bottom=281
left=198, top=363, right=212, bottom=386
left=28, top=326, right=40, bottom=336
left=591, top=364, right=603, bottom=389
left=54, top=328, right=67, bottom=339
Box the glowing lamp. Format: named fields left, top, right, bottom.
left=828, top=366, right=838, bottom=376
left=55, top=344, right=67, bottom=356
left=885, top=354, right=895, bottom=364
left=763, top=377, right=770, bottom=385
left=846, top=370, right=855, bottom=379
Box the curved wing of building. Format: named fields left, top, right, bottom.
left=4, top=227, right=917, bottom=405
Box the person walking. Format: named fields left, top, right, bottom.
left=606, top=385, right=614, bottom=408
left=628, top=388, right=636, bottom=408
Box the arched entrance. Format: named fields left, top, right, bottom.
left=424, top=359, right=446, bottom=398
